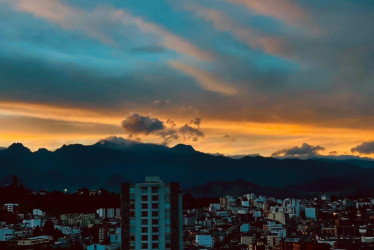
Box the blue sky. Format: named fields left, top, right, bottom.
left=1, top=0, right=374, bottom=156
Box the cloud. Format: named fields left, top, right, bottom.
left=121, top=113, right=165, bottom=136
left=351, top=141, right=374, bottom=155
left=179, top=118, right=204, bottom=142
left=121, top=113, right=178, bottom=145
left=223, top=0, right=316, bottom=32
left=14, top=0, right=114, bottom=44
left=179, top=124, right=204, bottom=142
left=223, top=134, right=236, bottom=142
left=190, top=117, right=202, bottom=129
left=97, top=135, right=138, bottom=147
left=166, top=119, right=176, bottom=128
left=152, top=100, right=161, bottom=105
left=121, top=114, right=206, bottom=144
left=169, top=61, right=238, bottom=95
left=11, top=0, right=214, bottom=60
left=184, top=2, right=286, bottom=58
left=158, top=128, right=179, bottom=145
left=271, top=143, right=325, bottom=157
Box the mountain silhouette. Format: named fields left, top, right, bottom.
left=1, top=137, right=374, bottom=197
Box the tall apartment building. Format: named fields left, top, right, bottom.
left=121, top=176, right=183, bottom=250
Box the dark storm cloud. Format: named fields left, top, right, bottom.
left=351, top=141, right=374, bottom=155
left=271, top=143, right=325, bottom=157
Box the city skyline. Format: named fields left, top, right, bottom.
left=1, top=0, right=374, bottom=157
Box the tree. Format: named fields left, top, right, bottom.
left=43, top=219, right=55, bottom=236
left=33, top=226, right=42, bottom=236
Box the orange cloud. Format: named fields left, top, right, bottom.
left=1, top=102, right=373, bottom=156
left=169, top=61, right=238, bottom=96
left=0, top=101, right=118, bottom=125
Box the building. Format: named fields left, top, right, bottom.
left=283, top=199, right=300, bottom=217
left=241, top=235, right=256, bottom=245
left=195, top=235, right=213, bottom=248
left=3, top=203, right=19, bottom=214
left=23, top=218, right=41, bottom=229
left=267, top=234, right=279, bottom=248
left=121, top=176, right=183, bottom=250
left=33, top=209, right=45, bottom=216
left=97, top=208, right=121, bottom=219
left=268, top=212, right=286, bottom=225
left=305, top=207, right=317, bottom=220
left=240, top=223, right=250, bottom=233
left=17, top=235, right=53, bottom=247
left=0, top=228, right=14, bottom=241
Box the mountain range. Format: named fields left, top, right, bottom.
left=1, top=136, right=374, bottom=197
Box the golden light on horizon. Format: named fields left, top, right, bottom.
left=1, top=101, right=374, bottom=157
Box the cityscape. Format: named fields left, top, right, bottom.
left=2, top=0, right=374, bottom=249
left=0, top=176, right=374, bottom=249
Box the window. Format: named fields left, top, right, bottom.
left=152, top=235, right=159, bottom=241
left=130, top=211, right=135, bottom=217
left=130, top=204, right=135, bottom=209
left=142, top=195, right=148, bottom=201
left=152, top=227, right=159, bottom=233
left=152, top=219, right=158, bottom=225
left=152, top=195, right=159, bottom=202
left=142, top=204, right=148, bottom=209
left=141, top=187, right=148, bottom=193
left=142, top=227, right=148, bottom=233
left=142, top=235, right=148, bottom=241
left=142, top=243, right=148, bottom=249
left=152, top=243, right=159, bottom=249
left=152, top=203, right=159, bottom=209
left=142, top=211, right=148, bottom=217
left=152, top=211, right=158, bottom=217
left=142, top=219, right=148, bottom=225
left=165, top=233, right=171, bottom=240
left=152, top=187, right=158, bottom=193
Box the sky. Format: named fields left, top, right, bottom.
left=1, top=0, right=374, bottom=157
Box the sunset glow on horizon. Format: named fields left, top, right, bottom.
left=1, top=0, right=374, bottom=158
